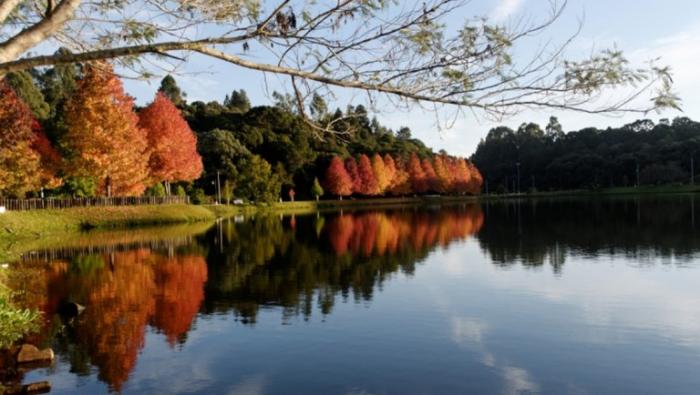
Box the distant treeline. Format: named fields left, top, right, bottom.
left=471, top=117, right=700, bottom=193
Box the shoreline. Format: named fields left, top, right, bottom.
left=1, top=186, right=698, bottom=260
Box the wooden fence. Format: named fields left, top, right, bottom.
left=0, top=196, right=189, bottom=211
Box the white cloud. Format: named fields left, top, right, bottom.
left=490, top=0, right=525, bottom=22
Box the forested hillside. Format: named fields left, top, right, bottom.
left=1, top=66, right=482, bottom=202
left=471, top=117, right=700, bottom=193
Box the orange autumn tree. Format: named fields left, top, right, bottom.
left=408, top=153, right=428, bottom=194
left=324, top=156, right=353, bottom=199
left=0, top=81, right=43, bottom=197
left=357, top=154, right=379, bottom=195
left=371, top=153, right=389, bottom=194
left=421, top=158, right=439, bottom=193
left=138, top=93, right=203, bottom=193
left=383, top=154, right=397, bottom=189
left=63, top=64, right=149, bottom=196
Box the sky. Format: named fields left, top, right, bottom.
left=121, top=0, right=700, bottom=157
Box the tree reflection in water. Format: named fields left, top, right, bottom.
left=7, top=204, right=484, bottom=391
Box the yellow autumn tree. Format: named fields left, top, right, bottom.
left=63, top=63, right=149, bottom=196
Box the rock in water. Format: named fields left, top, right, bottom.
left=16, top=344, right=54, bottom=364
left=3, top=381, right=51, bottom=394
left=58, top=301, right=85, bottom=318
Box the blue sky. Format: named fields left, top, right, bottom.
left=122, top=0, right=700, bottom=157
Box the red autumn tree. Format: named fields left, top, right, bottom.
left=421, top=158, right=439, bottom=192
left=357, top=154, right=379, bottom=195
left=63, top=63, right=149, bottom=196
left=344, top=157, right=362, bottom=194
left=408, top=153, right=428, bottom=194
left=324, top=156, right=353, bottom=199
left=371, top=153, right=389, bottom=194
left=0, top=81, right=42, bottom=197
left=383, top=154, right=397, bottom=189
left=31, top=120, right=63, bottom=190
left=138, top=93, right=203, bottom=192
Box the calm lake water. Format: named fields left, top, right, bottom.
left=4, top=196, right=700, bottom=394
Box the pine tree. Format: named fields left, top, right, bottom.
left=62, top=63, right=149, bottom=196
left=139, top=92, right=203, bottom=192
left=158, top=75, right=186, bottom=107
left=324, top=156, right=352, bottom=199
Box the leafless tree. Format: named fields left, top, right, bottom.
left=0, top=0, right=680, bottom=124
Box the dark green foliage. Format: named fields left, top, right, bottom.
left=472, top=117, right=700, bottom=192
left=184, top=96, right=432, bottom=201
left=224, top=89, right=250, bottom=113
left=235, top=155, right=282, bottom=203
left=5, top=70, right=50, bottom=120
left=158, top=75, right=186, bottom=107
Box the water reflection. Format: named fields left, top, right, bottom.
left=202, top=205, right=484, bottom=322
left=4, top=197, right=700, bottom=394
left=12, top=252, right=207, bottom=392
left=477, top=195, right=700, bottom=271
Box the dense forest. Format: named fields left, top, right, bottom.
left=472, top=117, right=700, bottom=193
left=0, top=62, right=481, bottom=202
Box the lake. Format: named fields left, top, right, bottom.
left=4, top=196, right=700, bottom=394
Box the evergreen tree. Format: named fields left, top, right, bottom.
left=158, top=75, right=186, bottom=107
left=5, top=70, right=50, bottom=120
left=224, top=89, right=251, bottom=113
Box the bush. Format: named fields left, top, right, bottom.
left=0, top=275, right=39, bottom=350
left=174, top=185, right=187, bottom=197
left=187, top=187, right=209, bottom=204
left=145, top=183, right=166, bottom=197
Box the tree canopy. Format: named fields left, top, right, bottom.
left=0, top=0, right=679, bottom=128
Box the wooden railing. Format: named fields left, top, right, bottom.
left=0, top=196, right=189, bottom=211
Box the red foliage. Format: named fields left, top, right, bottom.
left=325, top=206, right=484, bottom=256
left=344, top=157, right=362, bottom=193
left=0, top=81, right=42, bottom=196
left=138, top=93, right=203, bottom=184
left=151, top=255, right=208, bottom=347
left=408, top=153, right=428, bottom=193
left=357, top=154, right=379, bottom=195
left=421, top=158, right=439, bottom=192
left=323, top=156, right=353, bottom=197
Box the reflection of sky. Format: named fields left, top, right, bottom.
left=24, top=237, right=700, bottom=394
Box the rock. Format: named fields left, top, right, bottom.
left=16, top=345, right=53, bottom=365
left=3, top=381, right=51, bottom=394
left=57, top=302, right=85, bottom=318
